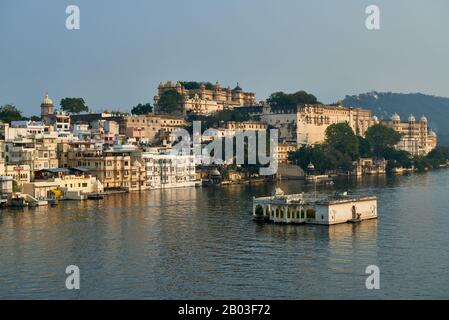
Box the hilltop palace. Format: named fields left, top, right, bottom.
left=151, top=80, right=437, bottom=156
left=154, top=81, right=256, bottom=115
left=240, top=103, right=437, bottom=156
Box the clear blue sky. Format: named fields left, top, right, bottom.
left=1, top=0, right=448, bottom=116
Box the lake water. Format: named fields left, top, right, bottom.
left=1, top=169, right=449, bottom=299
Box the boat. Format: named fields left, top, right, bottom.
left=10, top=197, right=27, bottom=207
left=87, top=193, right=104, bottom=200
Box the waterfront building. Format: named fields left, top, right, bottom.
left=142, top=149, right=198, bottom=189
left=154, top=81, right=256, bottom=115
left=352, top=158, right=387, bottom=176
left=3, top=164, right=31, bottom=184
left=253, top=190, right=377, bottom=225
left=23, top=173, right=103, bottom=200
left=0, top=176, right=13, bottom=196
left=3, top=134, right=59, bottom=179
left=380, top=114, right=437, bottom=155
left=275, top=143, right=297, bottom=164
left=67, top=143, right=146, bottom=191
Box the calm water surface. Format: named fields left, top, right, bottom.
left=1, top=170, right=449, bottom=299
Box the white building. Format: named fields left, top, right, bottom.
left=1, top=121, right=49, bottom=140
left=253, top=191, right=377, bottom=225
left=142, top=150, right=199, bottom=189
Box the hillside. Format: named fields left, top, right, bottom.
left=343, top=92, right=449, bottom=145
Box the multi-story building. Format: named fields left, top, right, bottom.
left=67, top=143, right=146, bottom=191
left=380, top=114, right=437, bottom=155
left=154, top=81, right=256, bottom=115
left=202, top=121, right=268, bottom=141
left=142, top=150, right=198, bottom=189
left=50, top=112, right=71, bottom=132
left=3, top=134, right=59, bottom=179
left=275, top=143, right=297, bottom=164
left=255, top=103, right=374, bottom=147
left=3, top=164, right=31, bottom=184
left=0, top=120, right=50, bottom=140
left=119, top=114, right=186, bottom=143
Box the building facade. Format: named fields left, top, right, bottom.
left=380, top=114, right=437, bottom=155
left=142, top=151, right=198, bottom=189
left=154, top=81, right=256, bottom=115
left=256, top=103, right=374, bottom=147
left=67, top=143, right=146, bottom=191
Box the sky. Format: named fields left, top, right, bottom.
left=1, top=0, right=448, bottom=116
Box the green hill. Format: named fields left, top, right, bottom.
left=343, top=92, right=449, bottom=145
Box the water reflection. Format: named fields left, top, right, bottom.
left=1, top=170, right=449, bottom=299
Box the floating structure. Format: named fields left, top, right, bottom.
left=253, top=189, right=377, bottom=225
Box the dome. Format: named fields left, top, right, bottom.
left=42, top=93, right=53, bottom=105
left=408, top=114, right=416, bottom=122
left=210, top=168, right=221, bottom=176
left=428, top=130, right=436, bottom=137
left=391, top=113, right=400, bottom=121
left=372, top=115, right=378, bottom=122
left=307, top=162, right=315, bottom=170
left=420, top=115, right=428, bottom=123
left=233, top=82, right=242, bottom=91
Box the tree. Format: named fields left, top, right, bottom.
left=425, top=146, right=449, bottom=168
left=131, top=103, right=153, bottom=115
left=60, top=98, right=89, bottom=114
left=0, top=104, right=24, bottom=123
left=288, top=144, right=352, bottom=174
left=358, top=136, right=372, bottom=158
left=267, top=90, right=320, bottom=108
left=383, top=147, right=412, bottom=168
left=325, top=122, right=360, bottom=160
left=157, top=89, right=183, bottom=115
left=365, top=124, right=401, bottom=157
